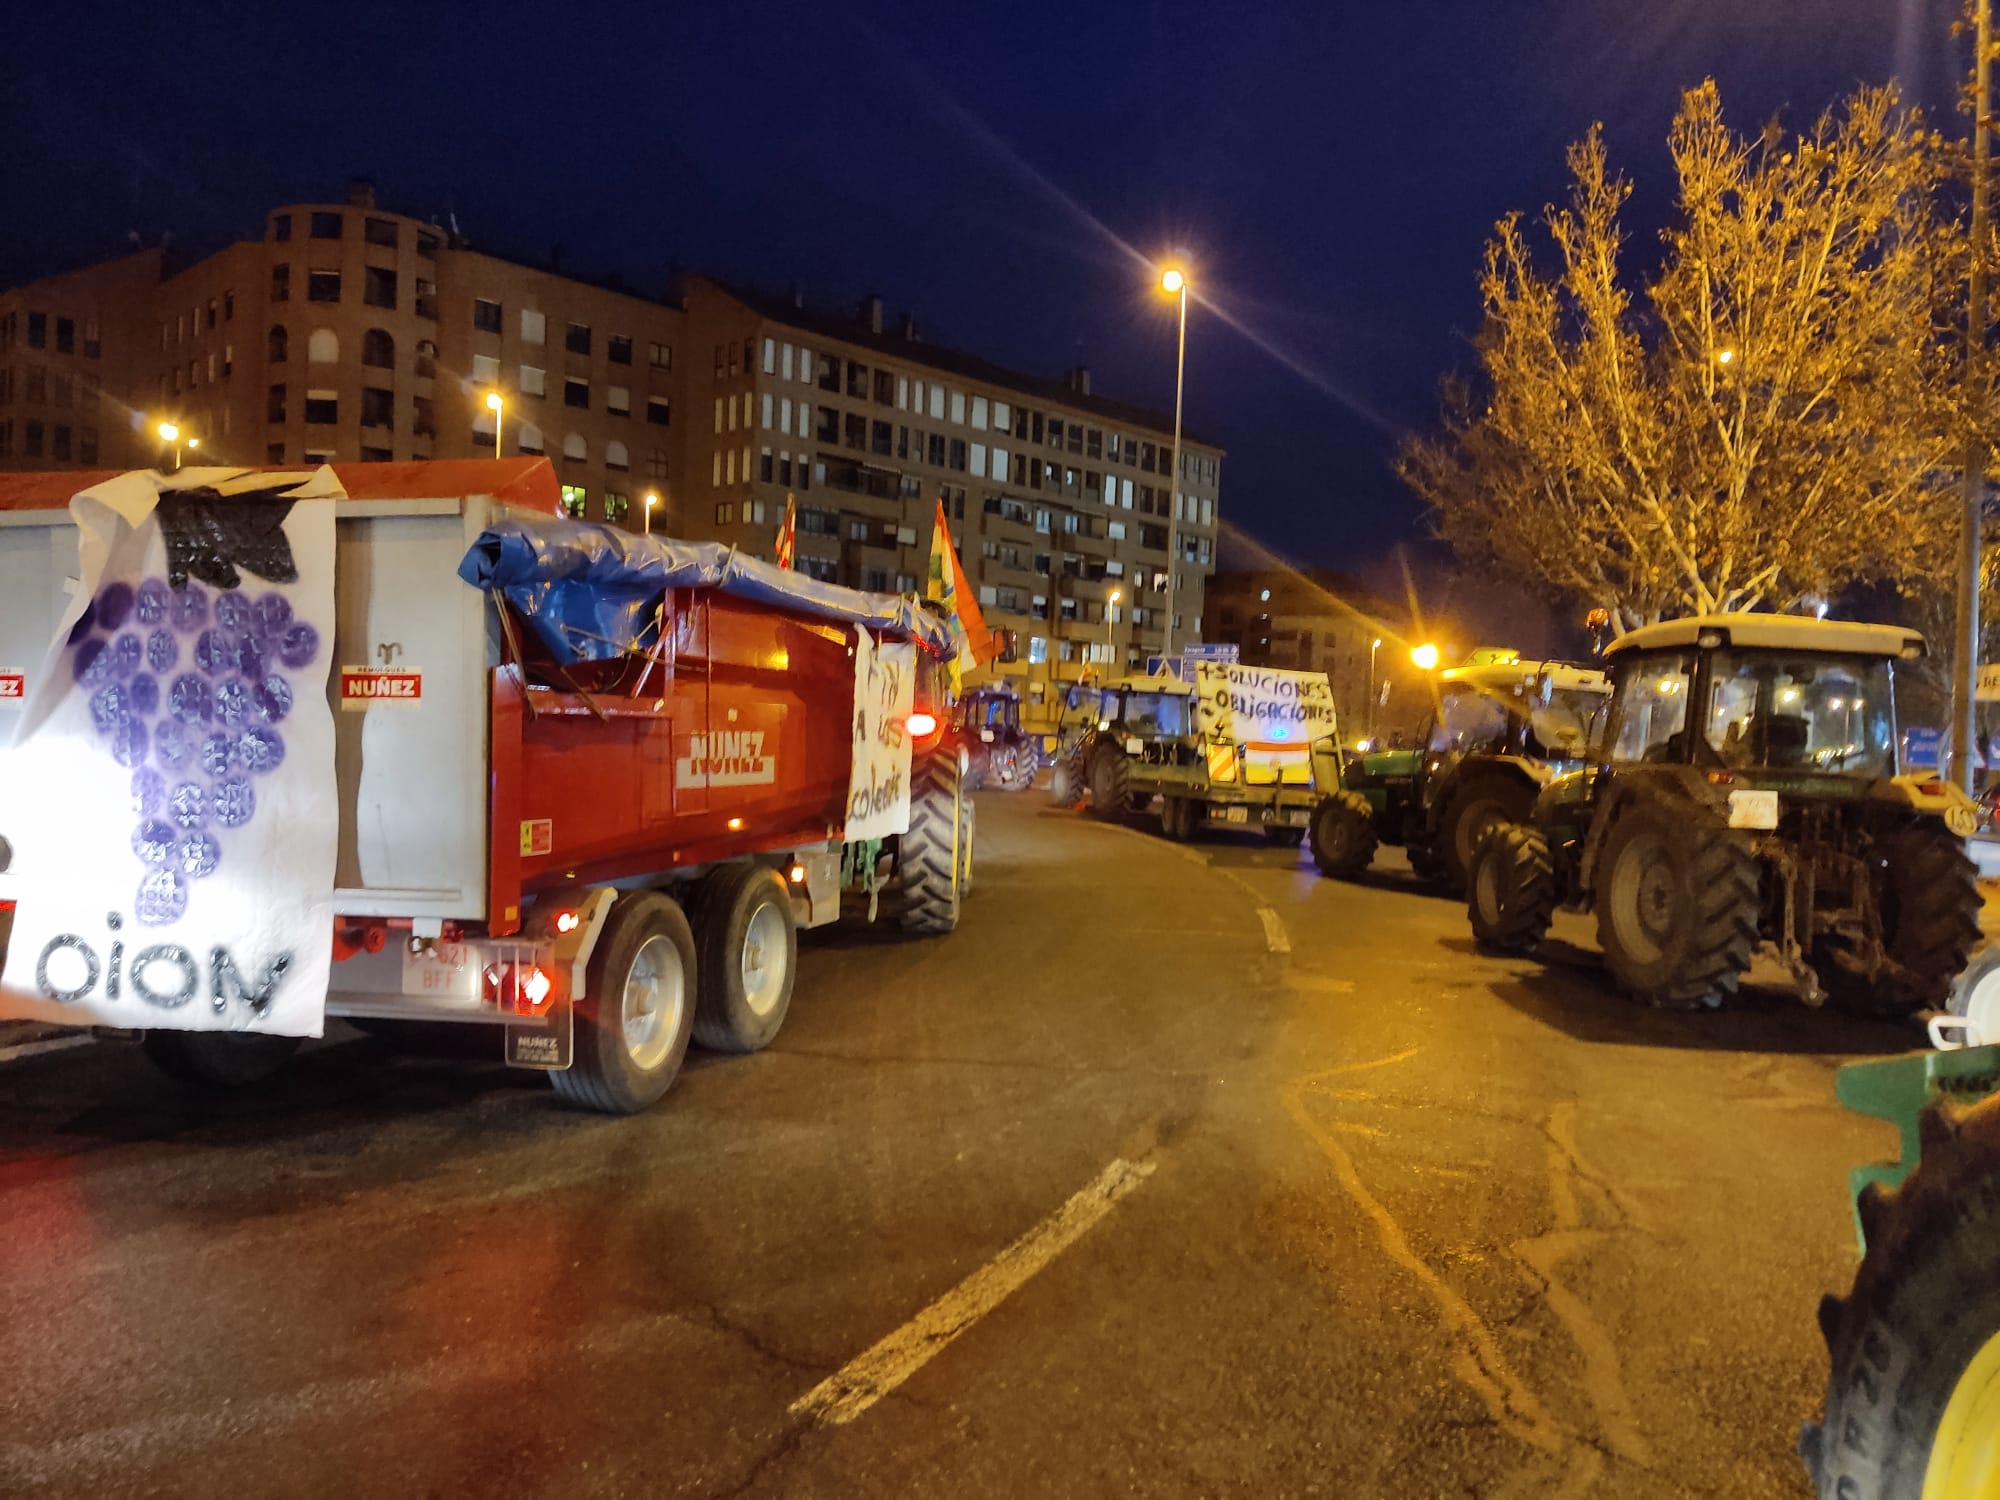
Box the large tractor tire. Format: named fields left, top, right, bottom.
left=1437, top=774, right=1538, bottom=892
left=1593, top=794, right=1759, bottom=1008
left=962, top=750, right=989, bottom=794
left=1000, top=743, right=1040, bottom=792
left=1309, top=791, right=1379, bottom=879
left=553, top=890, right=697, bottom=1114
left=690, top=864, right=797, bottom=1055
left=1086, top=747, right=1129, bottom=821
left=1803, top=1101, right=2000, bottom=1498
left=142, top=1030, right=303, bottom=1088
left=958, top=796, right=977, bottom=899
left=1467, top=824, right=1557, bottom=955
left=1817, top=825, right=1981, bottom=1017
left=899, top=749, right=964, bottom=935
left=1049, top=755, right=1079, bottom=807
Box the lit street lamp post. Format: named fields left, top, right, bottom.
left=485, top=391, right=504, bottom=461
left=644, top=491, right=661, bottom=535
left=1159, top=265, right=1189, bottom=661
left=1367, top=636, right=1382, bottom=738
left=156, top=422, right=196, bottom=472
left=1106, top=588, right=1122, bottom=669
left=1954, top=0, right=1994, bottom=793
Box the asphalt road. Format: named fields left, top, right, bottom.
left=0, top=792, right=1925, bottom=1498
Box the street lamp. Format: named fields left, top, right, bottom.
left=644, top=491, right=661, bottom=535
left=484, top=391, right=504, bottom=460
left=1157, top=262, right=1190, bottom=659
left=1106, top=587, right=1122, bottom=669
left=1411, top=642, right=1441, bottom=672
left=156, top=421, right=194, bottom=471
left=1367, top=637, right=1383, bottom=736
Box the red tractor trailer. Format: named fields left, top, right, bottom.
left=0, top=460, right=972, bottom=1112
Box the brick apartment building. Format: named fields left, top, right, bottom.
left=0, top=183, right=1223, bottom=717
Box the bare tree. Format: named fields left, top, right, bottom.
left=1401, top=81, right=1963, bottom=630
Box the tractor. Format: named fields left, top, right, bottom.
left=1310, top=657, right=1609, bottom=891
left=956, top=682, right=1041, bottom=792
left=1464, top=614, right=1982, bottom=1013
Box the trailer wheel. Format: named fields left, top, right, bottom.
left=1594, top=795, right=1757, bottom=1008
left=690, top=865, right=796, bottom=1055
left=553, top=891, right=696, bottom=1114
left=899, top=749, right=963, bottom=935
left=1160, top=795, right=1194, bottom=842
left=1817, top=824, right=1981, bottom=1016
left=141, top=1030, right=303, bottom=1088
left=1468, top=824, right=1556, bottom=954
left=1803, top=1104, right=2000, bottom=1498
left=1309, top=791, right=1379, bottom=879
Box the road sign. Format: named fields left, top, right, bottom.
left=1904, top=727, right=1944, bottom=770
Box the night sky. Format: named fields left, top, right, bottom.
left=2, top=0, right=1967, bottom=578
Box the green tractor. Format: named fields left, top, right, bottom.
left=1465, top=614, right=1982, bottom=1013
left=1309, top=657, right=1609, bottom=890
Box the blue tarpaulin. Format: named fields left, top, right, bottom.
left=459, top=517, right=953, bottom=663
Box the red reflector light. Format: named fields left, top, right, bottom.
left=906, top=711, right=938, bottom=737
left=484, top=962, right=556, bottom=1016
left=554, top=910, right=580, bottom=935
left=1920, top=781, right=1947, bottom=796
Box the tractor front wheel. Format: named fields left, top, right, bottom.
left=1309, top=791, right=1379, bottom=879
left=1437, top=775, right=1538, bottom=892
left=1467, top=824, right=1556, bottom=954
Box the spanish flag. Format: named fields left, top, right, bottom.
left=774, top=493, right=796, bottom=570
left=926, top=499, right=993, bottom=693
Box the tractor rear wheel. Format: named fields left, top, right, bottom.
left=1437, top=774, right=1538, bottom=892
left=1817, top=824, right=1981, bottom=1016
left=1309, top=791, right=1379, bottom=879
left=1804, top=1102, right=2000, bottom=1498
left=899, top=749, right=965, bottom=934
left=1593, top=795, right=1758, bottom=1008
left=1467, top=824, right=1557, bottom=954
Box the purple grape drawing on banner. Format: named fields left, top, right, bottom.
left=68, top=479, right=315, bottom=925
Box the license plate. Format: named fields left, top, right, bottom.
left=1727, top=789, right=1779, bottom=830
left=402, top=940, right=480, bottom=997
left=1226, top=806, right=1248, bottom=823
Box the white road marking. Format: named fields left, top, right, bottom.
left=0, top=1033, right=93, bottom=1065
left=789, top=1156, right=1157, bottom=1426
left=1257, top=906, right=1291, bottom=955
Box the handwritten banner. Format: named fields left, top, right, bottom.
left=1193, top=662, right=1338, bottom=746
left=845, top=626, right=916, bottom=842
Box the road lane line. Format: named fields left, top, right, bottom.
left=0, top=1034, right=92, bottom=1065
left=788, top=1156, right=1156, bottom=1426
left=1256, top=906, right=1290, bottom=954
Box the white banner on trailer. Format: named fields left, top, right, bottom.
left=1192, top=662, right=1338, bottom=746
left=0, top=468, right=341, bottom=1037
left=845, top=625, right=916, bottom=842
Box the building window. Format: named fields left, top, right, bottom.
left=716, top=501, right=735, bottom=525
left=417, top=233, right=439, bottom=259
left=650, top=341, right=672, bottom=369
left=817, top=407, right=840, bottom=443
left=520, top=365, right=545, bottom=397
left=360, top=446, right=392, bottom=462
left=844, top=413, right=866, bottom=450
left=222, top=343, right=234, bottom=377
left=646, top=448, right=669, bottom=479
left=646, top=396, right=672, bottom=426
left=271, top=265, right=290, bottom=303
left=948, top=438, right=967, bottom=471
left=564, top=378, right=589, bottom=409
left=566, top=322, right=591, bottom=355
left=874, top=370, right=895, bottom=405
left=23, top=420, right=42, bottom=457
left=513, top=308, right=545, bottom=346
left=363, top=265, right=397, bottom=310
left=759, top=447, right=774, bottom=482
left=304, top=390, right=338, bottom=425
left=267, top=384, right=287, bottom=423
left=604, top=491, right=629, bottom=523
left=362, top=328, right=394, bottom=368
left=54, top=317, right=74, bottom=354
left=307, top=270, right=341, bottom=303
left=817, top=353, right=838, bottom=391
left=608, top=334, right=632, bottom=365
left=309, top=210, right=343, bottom=239
left=473, top=298, right=502, bottom=334
left=307, top=328, right=339, bottom=364
left=272, top=213, right=292, bottom=242
left=844, top=361, right=868, bottom=399
left=607, top=384, right=630, bottom=415
left=564, top=433, right=587, bottom=462
left=26, top=312, right=47, bottom=349
left=517, top=421, right=544, bottom=454
left=560, top=485, right=586, bottom=518
left=606, top=439, right=629, bottom=471
left=51, top=424, right=71, bottom=461
left=472, top=352, right=500, bottom=385
left=413, top=395, right=436, bottom=437
left=357, top=215, right=397, bottom=247
left=360, top=387, right=394, bottom=428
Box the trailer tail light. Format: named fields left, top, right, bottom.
left=728, top=817, right=745, bottom=831
left=906, top=711, right=939, bottom=739
left=788, top=863, right=807, bottom=884
left=484, top=961, right=556, bottom=1016
left=554, top=910, right=580, bottom=935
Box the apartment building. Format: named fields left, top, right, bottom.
left=678, top=276, right=1222, bottom=717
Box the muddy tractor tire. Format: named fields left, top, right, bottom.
left=1817, top=824, right=1981, bottom=1017
left=1086, top=747, right=1129, bottom=821
left=1467, top=824, right=1557, bottom=955
left=1049, top=755, right=1080, bottom=807
left=1437, top=774, right=1538, bottom=893
left=1803, top=1101, right=2000, bottom=1498
left=1309, top=791, right=1379, bottom=879
left=1592, top=795, right=1759, bottom=1008
left=899, top=749, right=965, bottom=935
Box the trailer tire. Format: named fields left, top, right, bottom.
left=1310, top=791, right=1379, bottom=879
left=553, top=891, right=696, bottom=1114
left=1594, top=795, right=1757, bottom=1008
left=1817, top=824, right=1981, bottom=1017
left=141, top=1030, right=303, bottom=1088
left=1086, top=748, right=1129, bottom=820
left=1468, top=824, right=1556, bottom=954
left=899, top=749, right=963, bottom=935
left=690, top=865, right=796, bottom=1055
left=1160, top=795, right=1193, bottom=841
left=1437, top=774, right=1537, bottom=892
left=1803, top=1104, right=2000, bottom=1498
